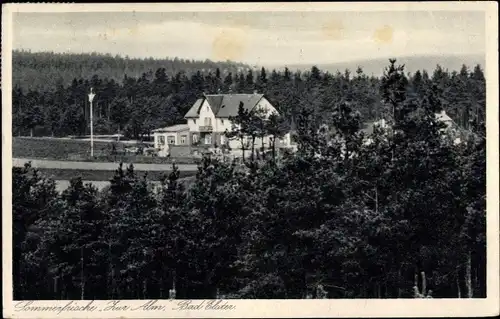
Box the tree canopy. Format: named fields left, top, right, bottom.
left=12, top=59, right=486, bottom=300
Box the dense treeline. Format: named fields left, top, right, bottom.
left=13, top=51, right=485, bottom=144
left=13, top=50, right=251, bottom=92
left=13, top=60, right=486, bottom=299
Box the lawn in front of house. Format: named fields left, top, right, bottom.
left=12, top=137, right=198, bottom=164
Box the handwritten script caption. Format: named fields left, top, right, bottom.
left=15, top=300, right=236, bottom=314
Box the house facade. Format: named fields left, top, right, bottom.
left=152, top=124, right=191, bottom=157
left=361, top=109, right=460, bottom=146
left=153, top=93, right=293, bottom=157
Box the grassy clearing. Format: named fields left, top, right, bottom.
left=13, top=137, right=114, bottom=160
left=12, top=137, right=197, bottom=164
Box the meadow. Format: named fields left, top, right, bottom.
left=13, top=137, right=199, bottom=188
left=12, top=137, right=197, bottom=164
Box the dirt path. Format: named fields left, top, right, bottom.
left=13, top=158, right=199, bottom=171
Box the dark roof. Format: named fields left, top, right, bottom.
left=152, top=124, right=190, bottom=133
left=435, top=110, right=453, bottom=123
left=205, top=95, right=224, bottom=115
left=184, top=98, right=204, bottom=118
left=184, top=93, right=265, bottom=119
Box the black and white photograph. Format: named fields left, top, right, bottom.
left=2, top=2, right=499, bottom=318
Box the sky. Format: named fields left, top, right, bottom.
left=12, top=11, right=485, bottom=66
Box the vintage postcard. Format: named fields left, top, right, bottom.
left=2, top=2, right=499, bottom=318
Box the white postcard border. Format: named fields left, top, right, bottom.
left=2, top=2, right=499, bottom=318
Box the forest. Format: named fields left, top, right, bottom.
left=13, top=51, right=485, bottom=142
left=12, top=55, right=486, bottom=299
left=12, top=50, right=251, bottom=92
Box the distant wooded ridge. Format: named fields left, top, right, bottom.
left=274, top=54, right=486, bottom=77
left=12, top=50, right=253, bottom=92
left=13, top=50, right=484, bottom=92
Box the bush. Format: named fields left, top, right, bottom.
left=36, top=168, right=197, bottom=181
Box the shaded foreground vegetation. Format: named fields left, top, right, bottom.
left=12, top=60, right=486, bottom=299
left=35, top=168, right=197, bottom=182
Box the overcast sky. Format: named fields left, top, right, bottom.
left=13, top=11, right=485, bottom=66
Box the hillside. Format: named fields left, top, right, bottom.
left=12, top=50, right=252, bottom=92
left=13, top=51, right=485, bottom=92
left=280, top=54, right=485, bottom=77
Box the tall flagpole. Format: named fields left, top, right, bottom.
left=88, top=88, right=96, bottom=158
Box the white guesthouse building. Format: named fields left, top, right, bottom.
left=153, top=93, right=293, bottom=157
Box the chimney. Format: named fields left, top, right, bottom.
left=253, top=90, right=258, bottom=94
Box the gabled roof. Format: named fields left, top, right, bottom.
left=215, top=94, right=264, bottom=117
left=184, top=98, right=204, bottom=118
left=435, top=110, right=453, bottom=123
left=360, top=111, right=454, bottom=136
left=205, top=95, right=224, bottom=115
left=152, top=124, right=190, bottom=133
left=184, top=93, right=265, bottom=119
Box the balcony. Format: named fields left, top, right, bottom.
left=199, top=125, right=213, bottom=132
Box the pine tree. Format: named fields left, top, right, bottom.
left=265, top=113, right=288, bottom=163
left=256, top=67, right=268, bottom=92
left=236, top=72, right=246, bottom=93
left=12, top=163, right=60, bottom=299
left=223, top=72, right=234, bottom=93
left=380, top=59, right=409, bottom=127
left=245, top=70, right=255, bottom=93
left=22, top=105, right=44, bottom=137
left=227, top=102, right=251, bottom=161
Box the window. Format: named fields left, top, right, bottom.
left=204, top=117, right=212, bottom=126
left=220, top=135, right=225, bottom=145
left=192, top=134, right=199, bottom=144
left=167, top=136, right=175, bottom=144
left=205, top=134, right=212, bottom=145
left=180, top=135, right=187, bottom=145
left=158, top=136, right=165, bottom=145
